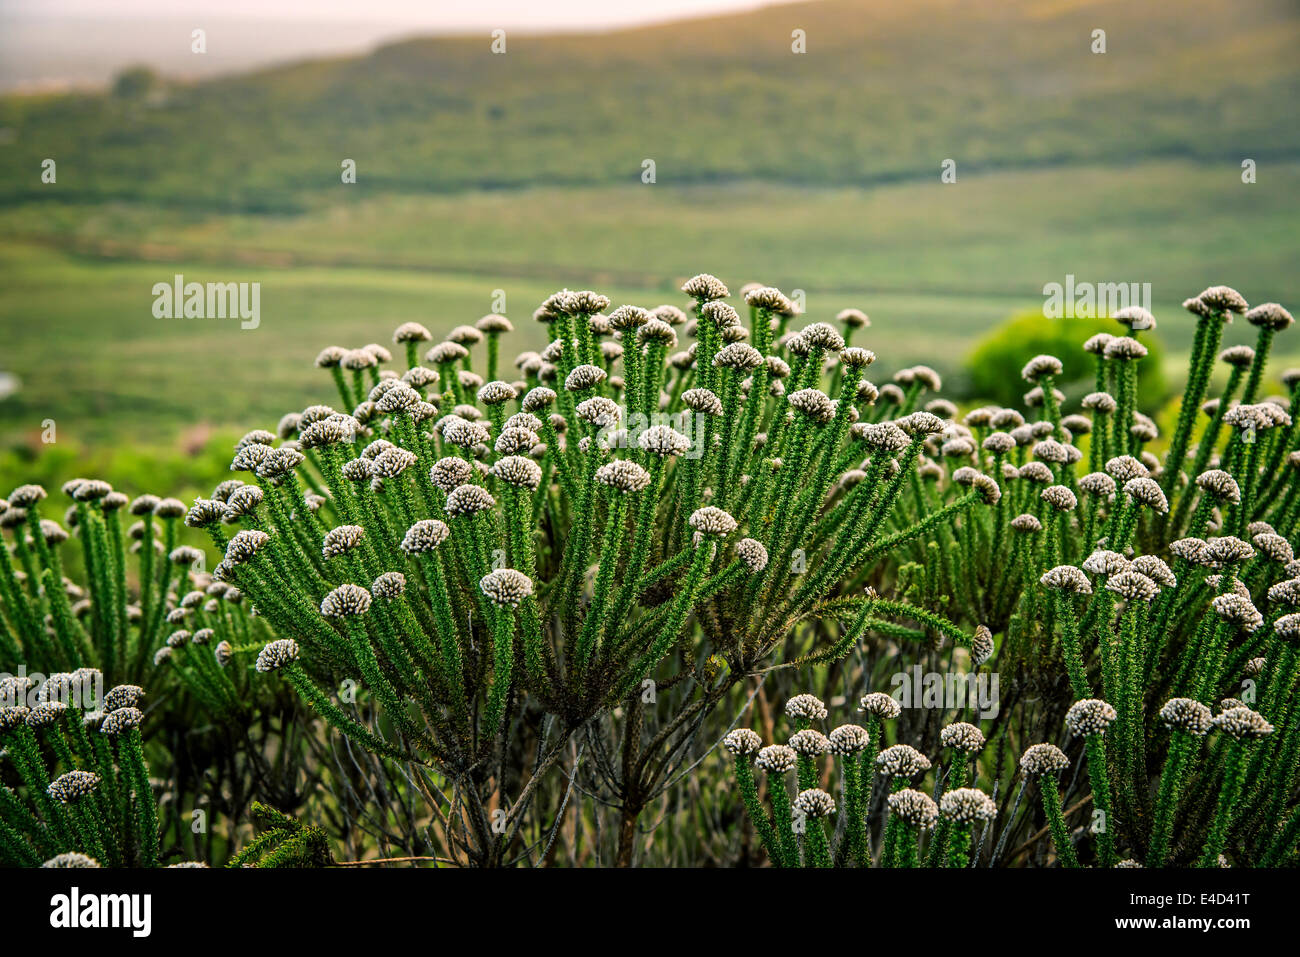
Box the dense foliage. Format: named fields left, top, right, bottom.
left=2, top=277, right=1298, bottom=867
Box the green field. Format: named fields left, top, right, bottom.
left=1, top=0, right=1298, bottom=495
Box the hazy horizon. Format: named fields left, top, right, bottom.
left=0, top=0, right=811, bottom=92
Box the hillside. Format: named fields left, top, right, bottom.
left=1, top=0, right=1297, bottom=211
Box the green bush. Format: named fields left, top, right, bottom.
left=965, top=311, right=1168, bottom=413
left=111, top=66, right=161, bottom=101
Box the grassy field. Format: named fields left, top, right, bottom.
left=1, top=0, right=1297, bottom=493
left=4, top=159, right=1300, bottom=493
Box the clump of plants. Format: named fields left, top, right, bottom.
left=1, top=277, right=1297, bottom=867
left=0, top=479, right=321, bottom=865
left=157, top=281, right=1009, bottom=865
left=721, top=291, right=1300, bottom=868
left=0, top=671, right=168, bottom=867
left=0, top=479, right=264, bottom=718
left=724, top=692, right=1001, bottom=868
left=227, top=801, right=334, bottom=868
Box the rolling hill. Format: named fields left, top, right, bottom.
left=0, top=0, right=1296, bottom=210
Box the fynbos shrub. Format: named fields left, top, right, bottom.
left=2, top=279, right=1298, bottom=867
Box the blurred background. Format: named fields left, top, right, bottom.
left=1, top=0, right=1298, bottom=498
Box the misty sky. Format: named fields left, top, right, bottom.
left=0, top=0, right=807, bottom=90
left=1, top=0, right=793, bottom=30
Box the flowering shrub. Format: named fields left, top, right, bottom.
left=1, top=277, right=1297, bottom=866
left=0, top=672, right=166, bottom=867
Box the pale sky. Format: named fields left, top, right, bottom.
left=0, top=0, right=811, bottom=89
left=0, top=0, right=802, bottom=31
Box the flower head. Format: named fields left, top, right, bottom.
left=1065, top=699, right=1118, bottom=737
left=595, top=460, right=652, bottom=494
left=714, top=342, right=763, bottom=371
left=1083, top=549, right=1130, bottom=577
left=723, top=729, right=763, bottom=756
left=1041, top=485, right=1078, bottom=512
left=681, top=388, right=724, bottom=416
left=888, top=789, right=938, bottom=828
left=1253, top=532, right=1293, bottom=564
left=794, top=788, right=837, bottom=819
left=224, top=529, right=269, bottom=565
left=940, top=788, right=997, bottom=824
left=859, top=692, right=902, bottom=719
left=839, top=346, right=875, bottom=368
left=25, top=702, right=67, bottom=727
left=1020, top=743, right=1069, bottom=775
left=940, top=722, right=986, bottom=753
left=788, top=729, right=831, bottom=756
left=492, top=455, right=543, bottom=490
left=1021, top=354, right=1063, bottom=381
left=638, top=425, right=691, bottom=458
left=103, top=684, right=145, bottom=713
left=1105, top=570, right=1159, bottom=603
left=1113, top=306, right=1156, bottom=332
left=256, top=638, right=300, bottom=672
left=689, top=506, right=737, bottom=538
left=1160, top=698, right=1213, bottom=736
left=322, top=525, right=366, bottom=559
left=479, top=569, right=534, bottom=607
left=371, top=571, right=406, bottom=600
left=576, top=396, right=620, bottom=428
left=445, top=484, right=496, bottom=517
left=1212, top=706, right=1274, bottom=739
left=8, top=484, right=46, bottom=508
left=1244, top=302, right=1292, bottom=331
left=1204, top=536, right=1255, bottom=567
left=788, top=388, right=835, bottom=423
left=430, top=457, right=475, bottom=493
left=320, top=584, right=372, bottom=618
left=393, top=321, right=432, bottom=343
left=1040, top=565, right=1092, bottom=594
left=857, top=422, right=910, bottom=453
left=827, top=724, right=870, bottom=755
left=745, top=286, right=792, bottom=312
left=1123, top=477, right=1169, bottom=513
left=1272, top=612, right=1300, bottom=642
left=876, top=744, right=930, bottom=777
left=785, top=694, right=828, bottom=722
left=565, top=364, right=607, bottom=393
left=836, top=307, right=869, bottom=327
left=1212, top=593, right=1264, bottom=633
left=1131, top=555, right=1176, bottom=588
left=735, top=538, right=768, bottom=572
left=681, top=274, right=729, bottom=301
left=100, top=707, right=144, bottom=736
left=47, top=770, right=101, bottom=804
left=402, top=519, right=450, bottom=554
left=754, top=744, right=797, bottom=775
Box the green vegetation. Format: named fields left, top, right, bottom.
left=1, top=0, right=1296, bottom=208
left=0, top=0, right=1297, bottom=491
left=966, top=312, right=1169, bottom=412
left=6, top=278, right=1300, bottom=867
